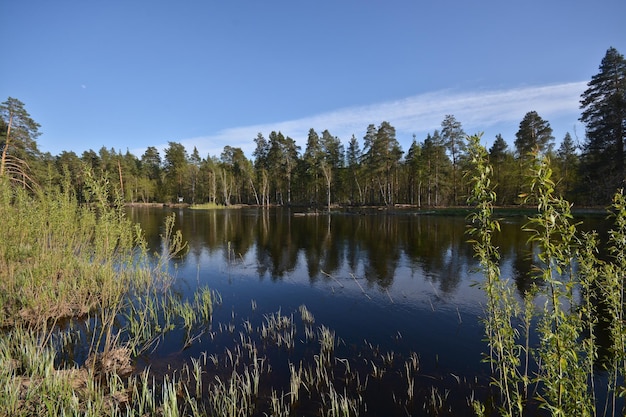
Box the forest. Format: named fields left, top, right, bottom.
left=2, top=47, right=625, bottom=208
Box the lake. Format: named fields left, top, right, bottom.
left=126, top=206, right=607, bottom=416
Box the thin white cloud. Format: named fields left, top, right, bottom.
left=150, top=81, right=587, bottom=158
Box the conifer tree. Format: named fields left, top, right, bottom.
left=514, top=111, right=554, bottom=158
left=303, top=128, right=323, bottom=204
left=252, top=133, right=270, bottom=205
left=489, top=134, right=515, bottom=205
left=555, top=132, right=579, bottom=201
left=580, top=47, right=626, bottom=203
left=346, top=134, right=363, bottom=204
left=441, top=114, right=466, bottom=205
left=163, top=142, right=188, bottom=202
left=0, top=97, right=42, bottom=187
left=514, top=111, right=554, bottom=202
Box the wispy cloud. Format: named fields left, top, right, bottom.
left=160, top=81, right=587, bottom=158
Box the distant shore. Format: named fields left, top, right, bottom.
left=123, top=202, right=607, bottom=217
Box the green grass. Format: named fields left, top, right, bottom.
left=189, top=202, right=228, bottom=210
left=0, top=171, right=219, bottom=415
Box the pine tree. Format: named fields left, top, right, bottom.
left=441, top=115, right=466, bottom=205
left=579, top=47, right=626, bottom=203
left=514, top=111, right=554, bottom=158
left=405, top=137, right=423, bottom=206
left=188, top=147, right=202, bottom=204
left=253, top=132, right=270, bottom=206
left=320, top=129, right=344, bottom=209
left=267, top=131, right=299, bottom=205
left=422, top=130, right=450, bottom=206
left=362, top=122, right=403, bottom=206
left=489, top=134, right=508, bottom=166
left=514, top=111, right=554, bottom=202
left=0, top=97, right=42, bottom=187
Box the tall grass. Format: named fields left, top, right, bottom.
left=0, top=169, right=217, bottom=415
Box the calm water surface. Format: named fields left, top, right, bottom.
left=126, top=207, right=607, bottom=415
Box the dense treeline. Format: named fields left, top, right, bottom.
left=2, top=47, right=625, bottom=207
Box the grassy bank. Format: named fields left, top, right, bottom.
left=0, top=173, right=217, bottom=415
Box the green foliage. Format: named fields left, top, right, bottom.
left=514, top=111, right=554, bottom=158
left=441, top=114, right=466, bottom=205
left=466, top=134, right=524, bottom=417
left=554, top=132, right=580, bottom=201
left=488, top=134, right=518, bottom=205
left=466, top=134, right=626, bottom=416
left=0, top=97, right=42, bottom=189
left=601, top=191, right=626, bottom=416
left=580, top=47, right=626, bottom=203
left=362, top=121, right=403, bottom=206
left=524, top=155, right=593, bottom=416
left=0, top=169, right=222, bottom=414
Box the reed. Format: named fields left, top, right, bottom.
left=270, top=389, right=291, bottom=417
left=289, top=361, right=303, bottom=405
left=318, top=325, right=336, bottom=365
left=299, top=303, right=315, bottom=325
left=261, top=309, right=295, bottom=349
left=404, top=352, right=419, bottom=403
left=0, top=168, right=226, bottom=415
left=323, top=382, right=361, bottom=417
left=424, top=386, right=451, bottom=416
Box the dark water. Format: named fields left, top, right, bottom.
left=126, top=207, right=609, bottom=415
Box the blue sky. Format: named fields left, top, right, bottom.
left=2, top=1, right=625, bottom=159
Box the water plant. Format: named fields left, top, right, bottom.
left=466, top=133, right=525, bottom=416
left=465, top=133, right=626, bottom=416
left=0, top=168, right=220, bottom=415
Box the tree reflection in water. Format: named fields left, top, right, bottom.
left=129, top=207, right=550, bottom=297
left=123, top=206, right=612, bottom=415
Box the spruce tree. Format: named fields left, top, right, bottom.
left=303, top=128, right=323, bottom=204
left=555, top=132, right=579, bottom=201
left=514, top=111, right=554, bottom=203
left=346, top=135, right=363, bottom=204
left=489, top=134, right=514, bottom=204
